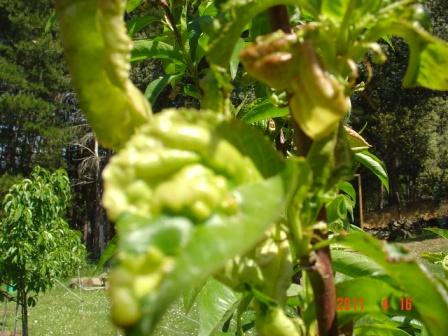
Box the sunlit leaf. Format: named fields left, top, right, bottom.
left=198, top=279, right=239, bottom=336
left=126, top=0, right=143, bottom=13
left=207, top=0, right=302, bottom=67
left=131, top=39, right=184, bottom=63
left=240, top=100, right=289, bottom=123
left=424, top=228, right=448, bottom=240
left=144, top=75, right=181, bottom=105
left=355, top=151, right=389, bottom=192
left=336, top=231, right=448, bottom=336
left=127, top=16, right=158, bottom=37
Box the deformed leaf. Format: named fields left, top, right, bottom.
left=344, top=126, right=371, bottom=152
left=55, top=0, right=151, bottom=149
left=128, top=169, right=293, bottom=334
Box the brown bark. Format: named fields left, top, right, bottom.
left=268, top=6, right=338, bottom=336
left=21, top=291, right=28, bottom=336
left=305, top=215, right=338, bottom=336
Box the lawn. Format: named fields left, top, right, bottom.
left=1, top=281, right=198, bottom=336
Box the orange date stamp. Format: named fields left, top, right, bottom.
left=336, top=297, right=413, bottom=311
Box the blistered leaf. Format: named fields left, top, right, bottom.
left=55, top=0, right=151, bottom=149
left=104, top=109, right=293, bottom=334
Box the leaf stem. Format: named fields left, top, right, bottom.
left=158, top=0, right=199, bottom=89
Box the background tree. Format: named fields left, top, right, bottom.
left=0, top=0, right=74, bottom=173
left=351, top=0, right=448, bottom=211
left=0, top=166, right=86, bottom=336
left=0, top=0, right=116, bottom=258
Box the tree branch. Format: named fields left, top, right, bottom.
left=268, top=5, right=338, bottom=336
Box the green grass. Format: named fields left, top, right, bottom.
left=1, top=282, right=199, bottom=336
left=1, top=285, right=119, bottom=336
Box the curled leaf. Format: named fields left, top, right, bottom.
left=102, top=108, right=292, bottom=333
left=55, top=0, right=151, bottom=149
left=344, top=126, right=371, bottom=152
left=102, top=108, right=262, bottom=222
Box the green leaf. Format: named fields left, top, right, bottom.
left=421, top=252, right=446, bottom=263
left=337, top=181, right=356, bottom=202
left=307, top=131, right=337, bottom=189
left=183, top=84, right=201, bottom=100
left=373, top=22, right=448, bottom=91
left=332, top=249, right=385, bottom=279
left=355, top=151, right=389, bottom=192
left=144, top=75, right=180, bottom=105
left=126, top=0, right=143, bottom=13
left=55, top=0, right=151, bottom=149
left=95, top=235, right=118, bottom=272
left=198, top=279, right=239, bottom=336
left=336, top=277, right=411, bottom=321
left=336, top=231, right=448, bottom=336
left=131, top=39, right=185, bottom=63
left=400, top=24, right=448, bottom=91
left=240, top=100, right=289, bottom=123
left=127, top=16, right=158, bottom=37
left=44, top=10, right=57, bottom=33
left=230, top=38, right=246, bottom=80
left=355, top=325, right=413, bottom=336
left=182, top=279, right=207, bottom=314
left=216, top=120, right=285, bottom=178
left=424, top=227, right=448, bottom=240
left=321, top=0, right=350, bottom=23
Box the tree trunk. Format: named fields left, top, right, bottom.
left=20, top=291, right=28, bottom=336
left=387, top=158, right=401, bottom=210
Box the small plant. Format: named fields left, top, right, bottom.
left=55, top=0, right=448, bottom=335
left=0, top=167, right=86, bottom=336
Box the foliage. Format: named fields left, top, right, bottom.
left=0, top=166, right=86, bottom=335
left=0, top=0, right=77, bottom=174
left=350, top=0, right=448, bottom=207
left=55, top=1, right=448, bottom=336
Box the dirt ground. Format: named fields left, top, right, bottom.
left=363, top=200, right=448, bottom=229
left=401, top=237, right=448, bottom=257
